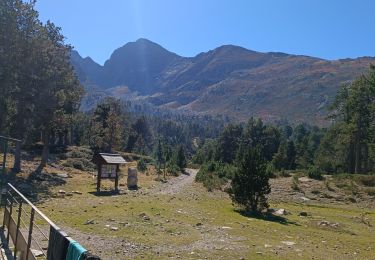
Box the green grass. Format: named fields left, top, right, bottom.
left=35, top=169, right=375, bottom=259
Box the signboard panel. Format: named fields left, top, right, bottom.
left=101, top=165, right=117, bottom=179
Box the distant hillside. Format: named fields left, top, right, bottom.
left=71, top=39, right=375, bottom=125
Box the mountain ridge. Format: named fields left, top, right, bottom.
left=71, top=39, right=375, bottom=125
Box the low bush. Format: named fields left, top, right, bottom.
left=195, top=161, right=236, bottom=191
left=291, top=175, right=300, bottom=191
left=137, top=158, right=147, bottom=172
left=355, top=175, right=375, bottom=187
left=62, top=158, right=95, bottom=171
left=167, top=163, right=180, bottom=177
left=308, top=166, right=323, bottom=180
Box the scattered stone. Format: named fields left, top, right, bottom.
left=318, top=220, right=330, bottom=226
left=264, top=244, right=272, bottom=248
left=84, top=219, right=95, bottom=225
left=57, top=173, right=69, bottom=178
left=300, top=196, right=311, bottom=202
left=72, top=191, right=82, bottom=194
left=275, top=209, right=287, bottom=215
left=298, top=177, right=311, bottom=182
left=221, top=226, right=233, bottom=229
left=58, top=190, right=66, bottom=194
left=65, top=192, right=73, bottom=197
left=281, top=241, right=296, bottom=246
left=256, top=252, right=263, bottom=255
left=299, top=211, right=308, bottom=216
left=31, top=249, right=44, bottom=257
left=318, top=220, right=339, bottom=228
left=195, top=222, right=203, bottom=226
left=110, top=226, right=119, bottom=231
left=139, top=213, right=150, bottom=221
left=331, top=223, right=340, bottom=228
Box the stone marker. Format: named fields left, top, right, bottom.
left=127, top=167, right=138, bottom=189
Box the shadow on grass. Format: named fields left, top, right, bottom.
left=1, top=168, right=67, bottom=204
left=235, top=209, right=300, bottom=226
left=88, top=190, right=122, bottom=197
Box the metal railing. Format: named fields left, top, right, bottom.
left=2, top=183, right=74, bottom=260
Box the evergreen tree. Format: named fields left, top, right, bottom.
left=90, top=98, right=124, bottom=153
left=176, top=145, right=187, bottom=172
left=215, top=124, right=242, bottom=163
left=155, top=139, right=165, bottom=179
left=230, top=146, right=271, bottom=212
left=330, top=65, right=375, bottom=173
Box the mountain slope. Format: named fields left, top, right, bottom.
left=71, top=39, right=375, bottom=125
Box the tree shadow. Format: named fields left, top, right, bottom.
left=1, top=169, right=67, bottom=204
left=235, top=209, right=300, bottom=226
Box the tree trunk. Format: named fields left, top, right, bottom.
left=57, top=132, right=64, bottom=147
left=354, top=138, right=361, bottom=174
left=38, top=126, right=51, bottom=170
left=348, top=141, right=355, bottom=174
left=363, top=143, right=368, bottom=174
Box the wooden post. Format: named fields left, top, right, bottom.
left=6, top=197, right=13, bottom=243
left=25, top=208, right=35, bottom=260
left=13, top=140, right=21, bottom=173
left=96, top=164, right=102, bottom=192
left=2, top=139, right=8, bottom=175
left=114, top=165, right=119, bottom=192
left=13, top=201, right=22, bottom=259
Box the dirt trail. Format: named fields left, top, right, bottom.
left=155, top=168, right=198, bottom=195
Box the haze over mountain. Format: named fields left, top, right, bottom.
left=71, top=38, right=375, bottom=125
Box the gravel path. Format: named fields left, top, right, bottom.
left=155, top=168, right=198, bottom=195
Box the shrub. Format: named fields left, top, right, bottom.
left=291, top=175, right=300, bottom=191
left=308, top=166, right=323, bottom=180
left=195, top=161, right=235, bottom=191
left=137, top=158, right=147, bottom=172
left=62, top=158, right=95, bottom=171
left=355, top=175, right=375, bottom=187
left=167, top=163, right=180, bottom=177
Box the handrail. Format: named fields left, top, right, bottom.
left=7, top=183, right=60, bottom=231
left=2, top=182, right=82, bottom=260
left=0, top=136, right=21, bottom=143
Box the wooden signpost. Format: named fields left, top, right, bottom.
left=92, top=153, right=127, bottom=192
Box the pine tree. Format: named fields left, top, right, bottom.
left=155, top=139, right=165, bottom=179
left=230, top=146, right=270, bottom=212
left=176, top=145, right=187, bottom=172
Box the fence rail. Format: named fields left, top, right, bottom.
left=2, top=183, right=74, bottom=260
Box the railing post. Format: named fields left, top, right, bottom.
left=2, top=139, right=8, bottom=175
left=13, top=201, right=22, bottom=259
left=13, top=140, right=21, bottom=173
left=6, top=196, right=13, bottom=243
left=26, top=208, right=35, bottom=260
left=2, top=191, right=7, bottom=229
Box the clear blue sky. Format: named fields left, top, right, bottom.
left=35, top=0, right=375, bottom=65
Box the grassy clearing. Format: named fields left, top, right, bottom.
left=1, top=153, right=374, bottom=259
left=34, top=165, right=375, bottom=260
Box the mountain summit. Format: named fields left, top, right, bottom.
left=71, top=39, right=375, bottom=124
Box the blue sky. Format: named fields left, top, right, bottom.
left=35, top=0, right=375, bottom=65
